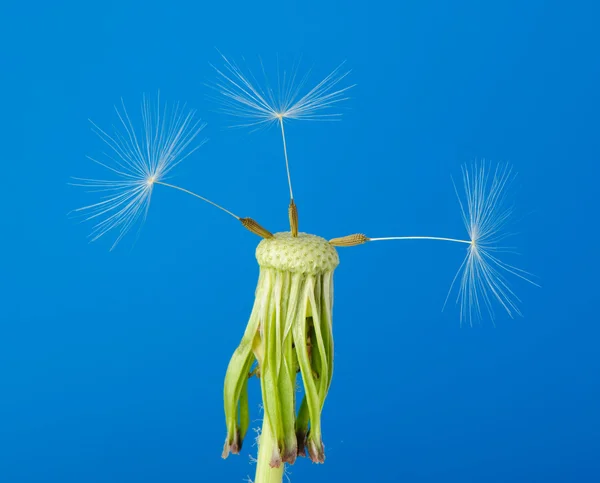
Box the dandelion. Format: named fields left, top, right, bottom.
left=72, top=93, right=274, bottom=249
left=73, top=58, right=537, bottom=483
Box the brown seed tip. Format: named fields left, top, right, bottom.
left=307, top=437, right=325, bottom=464
left=240, top=218, right=274, bottom=239
left=222, top=430, right=243, bottom=459
left=282, top=444, right=298, bottom=465
left=296, top=430, right=307, bottom=457
left=329, top=233, right=370, bottom=247
left=289, top=200, right=299, bottom=237
left=269, top=447, right=283, bottom=468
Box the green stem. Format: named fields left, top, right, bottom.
left=255, top=417, right=285, bottom=483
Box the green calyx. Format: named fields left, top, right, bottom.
left=222, top=232, right=337, bottom=467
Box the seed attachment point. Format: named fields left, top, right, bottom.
left=289, top=200, right=299, bottom=237
left=328, top=233, right=370, bottom=247
left=240, top=218, right=274, bottom=239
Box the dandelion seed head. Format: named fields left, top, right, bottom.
left=209, top=52, right=355, bottom=128
left=71, top=93, right=207, bottom=250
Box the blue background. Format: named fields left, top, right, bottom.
left=1, top=1, right=599, bottom=482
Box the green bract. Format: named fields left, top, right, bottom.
left=223, top=233, right=339, bottom=468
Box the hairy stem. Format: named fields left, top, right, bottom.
left=255, top=417, right=285, bottom=483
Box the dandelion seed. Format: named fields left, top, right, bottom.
left=210, top=53, right=354, bottom=233
left=71, top=93, right=207, bottom=248
left=331, top=161, right=538, bottom=326
left=71, top=93, right=272, bottom=249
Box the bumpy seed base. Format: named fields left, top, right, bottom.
left=256, top=232, right=339, bottom=274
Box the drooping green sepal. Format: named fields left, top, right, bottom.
left=223, top=233, right=338, bottom=469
